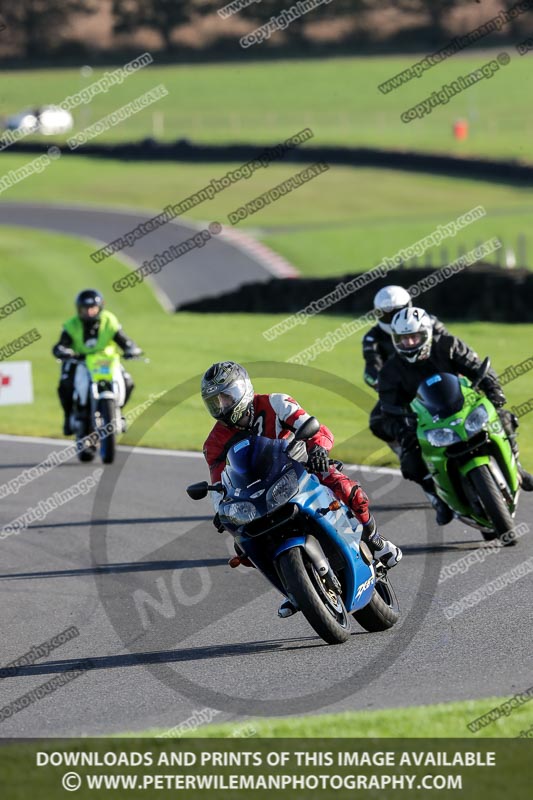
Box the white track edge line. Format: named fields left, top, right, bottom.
left=0, top=434, right=401, bottom=474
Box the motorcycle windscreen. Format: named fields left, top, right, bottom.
left=224, top=436, right=290, bottom=493
left=416, top=373, right=465, bottom=417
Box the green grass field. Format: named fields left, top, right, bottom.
left=2, top=50, right=533, bottom=278
left=0, top=153, right=531, bottom=276
left=2, top=53, right=532, bottom=157
left=143, top=697, right=533, bottom=738
left=0, top=228, right=531, bottom=467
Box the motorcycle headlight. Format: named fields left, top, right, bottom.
left=425, top=428, right=461, bottom=447
left=266, top=469, right=299, bottom=511
left=465, top=405, right=489, bottom=436
left=222, top=502, right=258, bottom=526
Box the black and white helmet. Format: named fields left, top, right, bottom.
left=201, top=361, right=254, bottom=426
left=391, top=307, right=433, bottom=363
left=373, top=285, right=412, bottom=334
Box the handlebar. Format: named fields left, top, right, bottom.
left=59, top=353, right=149, bottom=363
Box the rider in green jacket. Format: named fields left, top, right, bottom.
left=52, top=289, right=142, bottom=435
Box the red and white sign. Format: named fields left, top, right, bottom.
left=0, top=361, right=34, bottom=405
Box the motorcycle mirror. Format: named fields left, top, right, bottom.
left=186, top=481, right=209, bottom=500
left=472, top=356, right=491, bottom=389
left=287, top=416, right=321, bottom=453
left=294, top=416, right=320, bottom=441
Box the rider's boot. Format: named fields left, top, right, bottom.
left=361, top=515, right=402, bottom=568
left=422, top=478, right=454, bottom=525
left=431, top=495, right=455, bottom=525
left=278, top=598, right=298, bottom=618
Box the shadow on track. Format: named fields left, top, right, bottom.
left=20, top=515, right=212, bottom=530
left=2, top=636, right=344, bottom=678
left=373, top=502, right=432, bottom=512
left=0, top=463, right=47, bottom=469
left=0, top=558, right=228, bottom=581
left=400, top=540, right=499, bottom=555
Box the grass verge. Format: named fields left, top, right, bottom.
left=138, top=696, right=533, bottom=738
left=0, top=227, right=531, bottom=467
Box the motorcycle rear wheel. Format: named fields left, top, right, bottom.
left=352, top=576, right=400, bottom=632
left=277, top=548, right=350, bottom=645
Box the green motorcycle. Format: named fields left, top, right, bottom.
left=410, top=358, right=519, bottom=544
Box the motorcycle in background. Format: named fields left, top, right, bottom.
left=67, top=347, right=144, bottom=464
left=411, top=358, right=520, bottom=544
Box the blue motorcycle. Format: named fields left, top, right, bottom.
left=187, top=417, right=400, bottom=645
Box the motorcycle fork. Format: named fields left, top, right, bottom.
left=303, top=535, right=342, bottom=595
left=460, top=455, right=515, bottom=507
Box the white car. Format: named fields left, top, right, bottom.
left=5, top=106, right=73, bottom=135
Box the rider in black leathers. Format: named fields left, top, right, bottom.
left=363, top=285, right=447, bottom=447
left=378, top=306, right=533, bottom=524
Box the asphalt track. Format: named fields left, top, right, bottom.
left=0, top=202, right=292, bottom=309
left=0, top=435, right=531, bottom=737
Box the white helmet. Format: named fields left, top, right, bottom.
left=391, top=307, right=433, bottom=363
left=373, top=285, right=412, bottom=333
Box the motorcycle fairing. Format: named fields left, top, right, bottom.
left=220, top=435, right=375, bottom=612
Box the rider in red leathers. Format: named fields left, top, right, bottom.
left=201, top=361, right=402, bottom=618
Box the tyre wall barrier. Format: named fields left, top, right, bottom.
left=6, top=140, right=533, bottom=185
left=178, top=264, right=533, bottom=322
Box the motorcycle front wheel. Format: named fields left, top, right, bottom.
left=277, top=548, right=350, bottom=645
left=469, top=464, right=516, bottom=546
left=97, top=398, right=116, bottom=464
left=75, top=411, right=96, bottom=462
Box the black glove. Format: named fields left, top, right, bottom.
left=364, top=372, right=379, bottom=392
left=399, top=426, right=418, bottom=451
left=123, top=347, right=142, bottom=360
left=213, top=513, right=225, bottom=533
left=56, top=347, right=76, bottom=360
left=307, top=445, right=330, bottom=473
left=479, top=377, right=506, bottom=408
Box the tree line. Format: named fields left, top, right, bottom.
left=0, top=0, right=528, bottom=59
